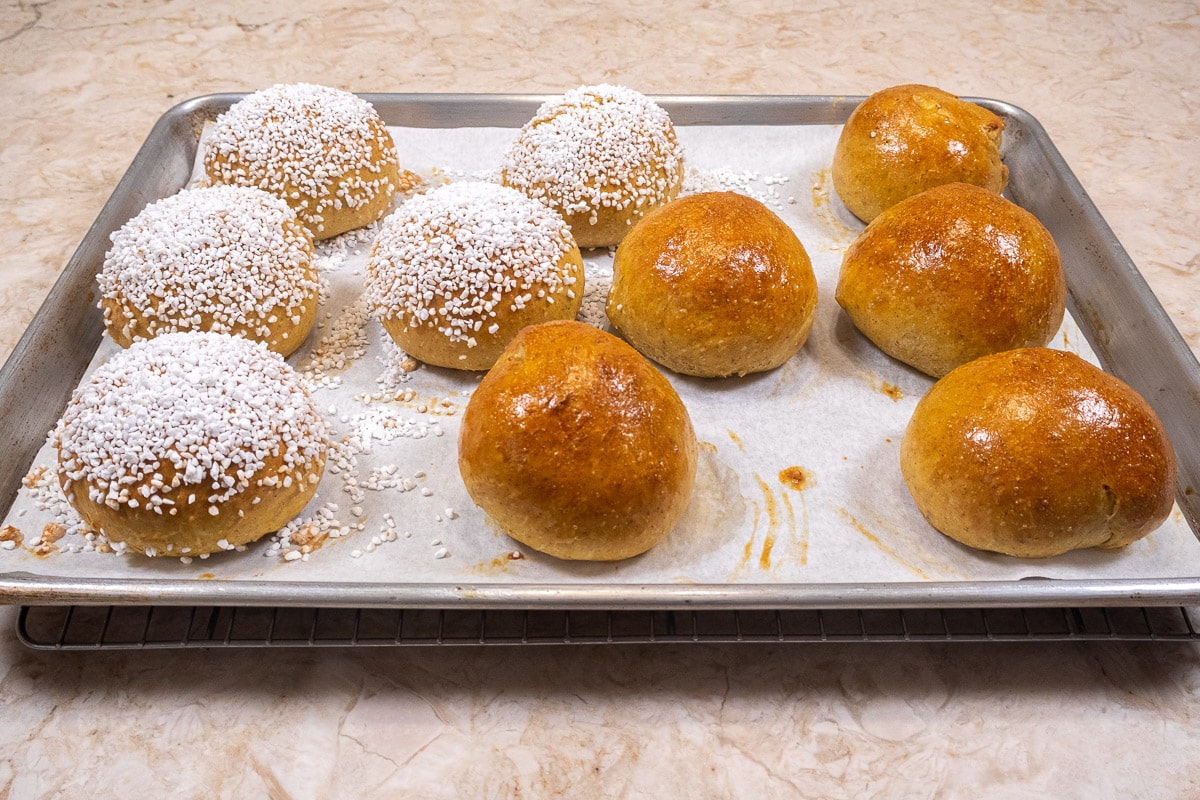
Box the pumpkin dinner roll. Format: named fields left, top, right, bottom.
left=836, top=183, right=1065, bottom=378
left=203, top=82, right=401, bottom=239
left=366, top=181, right=584, bottom=371
left=55, top=331, right=329, bottom=557
left=608, top=191, right=818, bottom=377
left=458, top=320, right=698, bottom=561
left=99, top=185, right=318, bottom=357
left=500, top=84, right=685, bottom=248
left=832, top=84, right=1008, bottom=223
left=901, top=348, right=1177, bottom=558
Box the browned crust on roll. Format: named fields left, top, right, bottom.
left=608, top=191, right=818, bottom=377
left=836, top=182, right=1065, bottom=378
left=458, top=320, right=698, bottom=561
left=832, top=84, right=1008, bottom=223
left=58, top=449, right=325, bottom=557
left=900, top=348, right=1177, bottom=558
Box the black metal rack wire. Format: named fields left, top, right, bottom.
left=16, top=605, right=1200, bottom=649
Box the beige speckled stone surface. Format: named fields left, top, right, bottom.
left=2, top=1, right=1200, bottom=796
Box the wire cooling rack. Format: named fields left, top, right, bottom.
left=16, top=605, right=1200, bottom=649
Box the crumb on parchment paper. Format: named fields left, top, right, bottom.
left=21, top=465, right=46, bottom=489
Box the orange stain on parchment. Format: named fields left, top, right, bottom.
left=739, top=493, right=764, bottom=571
left=837, top=508, right=930, bottom=580
left=779, top=466, right=814, bottom=492
left=781, top=491, right=808, bottom=566
left=876, top=381, right=904, bottom=402
left=468, top=551, right=526, bottom=576
left=778, top=466, right=814, bottom=566
left=754, top=475, right=780, bottom=569
left=759, top=536, right=776, bottom=569
left=779, top=472, right=814, bottom=567
left=811, top=169, right=831, bottom=209
left=728, top=430, right=745, bottom=451
left=741, top=533, right=755, bottom=567
left=734, top=469, right=816, bottom=575
left=810, top=168, right=861, bottom=250
left=735, top=476, right=777, bottom=573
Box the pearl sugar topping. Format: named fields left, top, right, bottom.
left=99, top=184, right=317, bottom=342
left=56, top=331, right=328, bottom=512
left=204, top=82, right=398, bottom=231
left=500, top=83, right=683, bottom=217
left=365, top=181, right=577, bottom=346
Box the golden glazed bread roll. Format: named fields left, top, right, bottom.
left=366, top=181, right=584, bottom=371
left=204, top=83, right=401, bottom=240
left=901, top=348, right=1177, bottom=558
left=458, top=320, right=698, bottom=561
left=832, top=84, right=1008, bottom=222
left=99, top=185, right=319, bottom=357
left=608, top=191, right=818, bottom=377
left=500, top=84, right=685, bottom=248
left=55, top=332, right=328, bottom=557
left=836, top=182, right=1065, bottom=378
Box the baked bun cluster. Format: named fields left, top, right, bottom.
left=832, top=84, right=1008, bottom=223
left=608, top=191, right=818, bottom=377
left=458, top=321, right=698, bottom=561
left=55, top=332, right=329, bottom=557
left=99, top=185, right=319, bottom=356
left=47, top=80, right=1177, bottom=571
left=837, top=182, right=1065, bottom=378
left=366, top=181, right=584, bottom=371
left=204, top=82, right=401, bottom=240
left=501, top=84, right=685, bottom=248
left=901, top=348, right=1177, bottom=558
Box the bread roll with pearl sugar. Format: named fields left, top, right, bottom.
left=901, top=348, right=1177, bottom=558
left=832, top=84, right=1008, bottom=223
left=204, top=83, right=401, bottom=240
left=366, top=181, right=584, bottom=371
left=458, top=320, right=698, bottom=561
left=55, top=332, right=328, bottom=557
left=500, top=84, right=685, bottom=248
left=836, top=182, right=1065, bottom=378
left=99, top=185, right=318, bottom=357
left=608, top=191, right=818, bottom=377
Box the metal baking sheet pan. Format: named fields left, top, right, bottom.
left=0, top=94, right=1198, bottom=609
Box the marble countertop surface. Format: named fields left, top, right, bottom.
left=2, top=1, right=1199, bottom=796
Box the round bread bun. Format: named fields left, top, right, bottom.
left=836, top=182, right=1065, bottom=378
left=608, top=191, right=818, bottom=377
left=99, top=185, right=319, bottom=357
left=366, top=181, right=584, bottom=371
left=832, top=84, right=1008, bottom=222
left=203, top=82, right=401, bottom=240
left=458, top=320, right=698, bottom=561
left=500, top=84, right=685, bottom=248
left=55, top=331, right=329, bottom=557
left=901, top=348, right=1177, bottom=558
